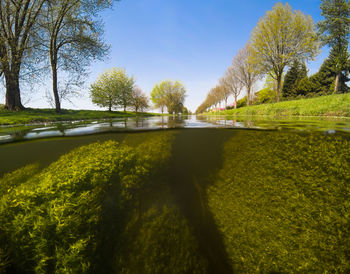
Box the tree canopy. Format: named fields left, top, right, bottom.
left=318, top=0, right=350, bottom=93
left=90, top=68, right=134, bottom=111
left=250, top=2, right=319, bottom=102
left=151, top=80, right=187, bottom=114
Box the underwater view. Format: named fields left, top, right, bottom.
left=0, top=116, right=349, bottom=273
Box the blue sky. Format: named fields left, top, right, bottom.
left=20, top=0, right=329, bottom=112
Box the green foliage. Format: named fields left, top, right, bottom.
left=283, top=61, right=308, bottom=98
left=254, top=88, right=276, bottom=105
left=236, top=96, right=247, bottom=108
left=318, top=0, right=350, bottom=93
left=318, top=0, right=350, bottom=55
left=296, top=48, right=350, bottom=96
left=150, top=84, right=167, bottom=113
left=0, top=132, right=207, bottom=273
left=151, top=80, right=187, bottom=114
left=90, top=68, right=134, bottom=111
left=208, top=131, right=350, bottom=272
left=296, top=76, right=316, bottom=95
left=250, top=2, right=319, bottom=101
left=211, top=93, right=350, bottom=117
left=117, top=205, right=207, bottom=274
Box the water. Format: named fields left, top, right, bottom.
left=0, top=115, right=349, bottom=273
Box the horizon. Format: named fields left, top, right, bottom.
left=1, top=0, right=331, bottom=113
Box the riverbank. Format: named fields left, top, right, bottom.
left=206, top=93, right=350, bottom=117
left=0, top=108, right=159, bottom=125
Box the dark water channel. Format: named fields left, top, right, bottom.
left=0, top=115, right=349, bottom=273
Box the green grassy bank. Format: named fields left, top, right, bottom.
left=208, top=93, right=350, bottom=117
left=0, top=107, right=159, bottom=125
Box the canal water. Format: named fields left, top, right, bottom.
left=0, top=115, right=349, bottom=273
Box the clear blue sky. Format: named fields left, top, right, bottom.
left=23, top=0, right=329, bottom=112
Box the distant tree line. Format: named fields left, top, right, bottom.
left=196, top=0, right=350, bottom=114
left=90, top=68, right=188, bottom=114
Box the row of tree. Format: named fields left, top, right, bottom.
left=90, top=68, right=188, bottom=114
left=0, top=0, right=115, bottom=112
left=196, top=0, right=350, bottom=113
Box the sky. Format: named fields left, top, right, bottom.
left=3, top=0, right=330, bottom=112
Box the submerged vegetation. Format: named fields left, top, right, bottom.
left=1, top=128, right=350, bottom=272
left=0, top=132, right=207, bottom=273
left=208, top=130, right=350, bottom=272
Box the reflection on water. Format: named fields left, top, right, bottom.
left=1, top=115, right=350, bottom=144
left=0, top=126, right=349, bottom=272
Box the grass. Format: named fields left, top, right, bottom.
left=207, top=93, right=350, bottom=117
left=0, top=107, right=160, bottom=125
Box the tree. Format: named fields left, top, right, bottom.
left=90, top=68, right=134, bottom=111
left=233, top=44, right=260, bottom=106
left=221, top=65, right=243, bottom=109
left=296, top=47, right=350, bottom=96
left=218, top=78, right=231, bottom=108
left=250, top=2, right=319, bottom=102
left=164, top=81, right=186, bottom=114
left=150, top=84, right=166, bottom=113
left=41, top=0, right=112, bottom=113
left=282, top=61, right=308, bottom=98
left=318, top=0, right=350, bottom=93
left=0, top=0, right=46, bottom=110
left=131, top=86, right=149, bottom=113
left=153, top=80, right=186, bottom=114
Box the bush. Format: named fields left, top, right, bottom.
left=253, top=88, right=276, bottom=105
left=236, top=96, right=247, bottom=108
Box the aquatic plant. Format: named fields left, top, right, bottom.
left=0, top=132, right=205, bottom=273
left=208, top=131, right=350, bottom=272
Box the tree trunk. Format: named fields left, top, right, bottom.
left=4, top=70, right=24, bottom=110
left=124, top=105, right=126, bottom=112
left=276, top=74, right=282, bottom=102
left=334, top=72, right=342, bottom=94
left=108, top=102, right=112, bottom=112
left=234, top=95, right=237, bottom=109
left=247, top=85, right=251, bottom=106
left=50, top=55, right=61, bottom=113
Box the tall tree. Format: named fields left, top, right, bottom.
left=218, top=78, right=231, bottom=108
left=42, top=0, right=112, bottom=113
left=250, top=2, right=319, bottom=102
left=318, top=0, right=350, bottom=93
left=131, top=86, right=149, bottom=113
left=0, top=0, right=46, bottom=110
left=233, top=44, right=260, bottom=106
left=163, top=81, right=186, bottom=114
left=150, top=83, right=167, bottom=113
left=282, top=61, right=308, bottom=98
left=221, top=65, right=243, bottom=109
